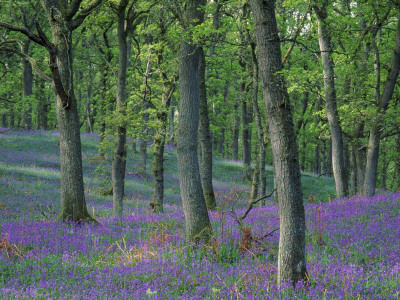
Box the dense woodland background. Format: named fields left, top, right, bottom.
left=1, top=0, right=399, bottom=195
left=1, top=0, right=400, bottom=291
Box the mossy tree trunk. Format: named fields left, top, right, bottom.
left=250, top=0, right=307, bottom=286
left=177, top=0, right=212, bottom=243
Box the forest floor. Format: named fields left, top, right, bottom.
left=0, top=129, right=399, bottom=299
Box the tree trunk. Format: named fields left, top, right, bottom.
left=314, top=3, right=348, bottom=197
left=85, top=61, right=95, bottom=133
left=198, top=48, right=216, bottom=210
left=394, top=134, right=400, bottom=191
left=37, top=81, right=48, bottom=130
left=177, top=0, right=212, bottom=242
left=380, top=147, right=387, bottom=190
left=21, top=40, right=33, bottom=130
left=99, top=62, right=108, bottom=156
left=152, top=111, right=166, bottom=212
left=38, top=2, right=95, bottom=222
left=364, top=13, right=400, bottom=197
left=112, top=1, right=129, bottom=217
left=232, top=95, right=240, bottom=160
left=250, top=0, right=307, bottom=286
left=249, top=157, right=259, bottom=203
left=314, top=143, right=320, bottom=174
left=139, top=102, right=149, bottom=176
left=10, top=108, right=14, bottom=127
left=350, top=145, right=357, bottom=194
left=139, top=48, right=152, bottom=176
left=240, top=59, right=252, bottom=180
left=250, top=42, right=267, bottom=199
left=2, top=114, right=7, bottom=128
left=167, top=105, right=176, bottom=145
left=152, top=78, right=175, bottom=212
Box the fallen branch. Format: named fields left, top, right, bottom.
left=239, top=189, right=276, bottom=221
left=318, top=172, right=333, bottom=178
left=261, top=227, right=279, bottom=239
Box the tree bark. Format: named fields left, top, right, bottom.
left=2, top=114, right=7, bottom=128
left=364, top=13, right=400, bottom=197
left=177, top=0, right=212, bottom=242
left=36, top=0, right=100, bottom=222
left=249, top=156, right=260, bottom=203
left=168, top=105, right=176, bottom=145
left=10, top=108, right=14, bottom=127
left=22, top=40, right=33, bottom=130
left=139, top=101, right=149, bottom=175
left=112, top=0, right=129, bottom=217
left=314, top=3, right=348, bottom=197
left=320, top=142, right=328, bottom=176
left=240, top=60, right=252, bottom=180
left=380, top=147, right=387, bottom=190
left=394, top=134, right=400, bottom=191
left=250, top=42, right=267, bottom=199
left=232, top=95, right=240, bottom=160
left=250, top=0, right=307, bottom=286
left=198, top=47, right=217, bottom=210
left=152, top=75, right=175, bottom=212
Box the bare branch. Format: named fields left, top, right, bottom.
left=381, top=126, right=400, bottom=138
left=0, top=21, right=44, bottom=46
left=282, top=9, right=310, bottom=66
left=239, top=189, right=276, bottom=221
left=261, top=227, right=279, bottom=239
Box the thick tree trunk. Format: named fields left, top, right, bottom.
left=40, top=15, right=92, bottom=222
left=314, top=3, right=348, bottom=197
left=198, top=48, right=216, bottom=210
left=112, top=1, right=129, bottom=217
left=178, top=0, right=211, bottom=242
left=250, top=0, right=307, bottom=286
left=364, top=14, right=400, bottom=197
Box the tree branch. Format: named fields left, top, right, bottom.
left=239, top=189, right=276, bottom=221
left=0, top=21, right=45, bottom=46
left=0, top=42, right=52, bottom=83
left=66, top=0, right=83, bottom=20
left=70, top=0, right=103, bottom=31
left=282, top=9, right=310, bottom=65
